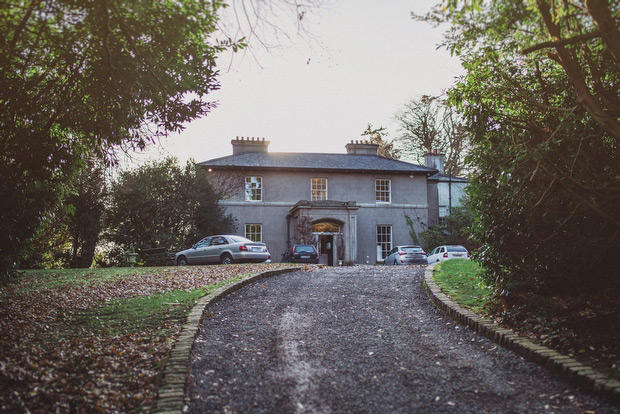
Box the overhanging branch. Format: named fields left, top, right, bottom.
left=522, top=30, right=601, bottom=55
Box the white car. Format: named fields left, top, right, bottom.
left=176, top=235, right=271, bottom=265
left=427, top=245, right=470, bottom=264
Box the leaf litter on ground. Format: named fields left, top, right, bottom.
left=0, top=263, right=308, bottom=413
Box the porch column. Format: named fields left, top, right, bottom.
left=348, top=214, right=357, bottom=264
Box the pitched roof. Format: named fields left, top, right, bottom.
left=427, top=173, right=469, bottom=183
left=198, top=152, right=437, bottom=175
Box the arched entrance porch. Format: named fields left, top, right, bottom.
left=289, top=200, right=359, bottom=265
left=312, top=220, right=343, bottom=266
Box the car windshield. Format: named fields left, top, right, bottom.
left=447, top=246, right=467, bottom=252
left=401, top=247, right=423, bottom=253
left=229, top=236, right=253, bottom=243
left=295, top=246, right=315, bottom=253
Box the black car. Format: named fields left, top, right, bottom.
left=283, top=244, right=319, bottom=264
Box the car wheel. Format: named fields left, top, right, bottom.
left=177, top=256, right=188, bottom=266
left=220, top=253, right=234, bottom=265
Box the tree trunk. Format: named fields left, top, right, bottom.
left=586, top=0, right=620, bottom=68
left=537, top=0, right=620, bottom=142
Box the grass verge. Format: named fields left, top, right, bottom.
left=432, top=259, right=492, bottom=314
left=78, top=274, right=246, bottom=335
left=432, top=259, right=620, bottom=381
left=16, top=267, right=170, bottom=292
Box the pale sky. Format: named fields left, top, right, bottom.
left=126, top=0, right=463, bottom=168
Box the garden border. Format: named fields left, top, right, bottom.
left=152, top=266, right=301, bottom=414
left=423, top=263, right=620, bottom=405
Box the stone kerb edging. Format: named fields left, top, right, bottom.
left=153, top=266, right=301, bottom=414
left=423, top=264, right=620, bottom=405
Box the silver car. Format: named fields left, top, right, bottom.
left=384, top=245, right=428, bottom=265
left=176, top=235, right=271, bottom=265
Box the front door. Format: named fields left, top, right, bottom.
left=319, top=235, right=334, bottom=266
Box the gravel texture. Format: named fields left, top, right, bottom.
left=185, top=266, right=619, bottom=413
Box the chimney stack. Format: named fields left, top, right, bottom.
left=423, top=149, right=445, bottom=174
left=345, top=140, right=379, bottom=156
left=231, top=136, right=270, bottom=155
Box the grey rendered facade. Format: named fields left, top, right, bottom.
left=199, top=138, right=439, bottom=265
left=424, top=149, right=469, bottom=225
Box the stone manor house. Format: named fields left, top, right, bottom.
left=200, top=137, right=466, bottom=265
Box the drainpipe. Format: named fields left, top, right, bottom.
left=286, top=214, right=292, bottom=249
left=448, top=174, right=452, bottom=215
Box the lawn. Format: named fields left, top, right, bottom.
left=432, top=260, right=620, bottom=381
left=0, top=263, right=296, bottom=413
left=431, top=259, right=493, bottom=314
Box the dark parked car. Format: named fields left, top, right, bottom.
left=283, top=244, right=319, bottom=264
left=384, top=245, right=427, bottom=265
left=176, top=235, right=271, bottom=266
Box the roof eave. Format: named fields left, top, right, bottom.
left=200, top=164, right=437, bottom=176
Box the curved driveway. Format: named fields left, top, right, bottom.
left=185, top=266, right=617, bottom=413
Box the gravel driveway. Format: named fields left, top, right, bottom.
left=185, top=266, right=618, bottom=413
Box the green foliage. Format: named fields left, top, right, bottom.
left=360, top=123, right=401, bottom=159
left=66, top=157, right=107, bottom=268
left=93, top=243, right=127, bottom=268
left=18, top=156, right=107, bottom=270
left=419, top=206, right=476, bottom=252
left=433, top=259, right=492, bottom=314
left=419, top=0, right=620, bottom=296
left=0, top=0, right=235, bottom=276
left=403, top=212, right=421, bottom=246
left=105, top=157, right=236, bottom=252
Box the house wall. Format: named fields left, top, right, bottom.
left=212, top=169, right=430, bottom=264
left=437, top=181, right=468, bottom=218
left=427, top=181, right=439, bottom=227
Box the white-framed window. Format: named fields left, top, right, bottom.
left=245, top=224, right=263, bottom=242
left=311, top=178, right=327, bottom=201
left=245, top=176, right=262, bottom=201
left=376, top=225, right=392, bottom=260
left=376, top=179, right=391, bottom=203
